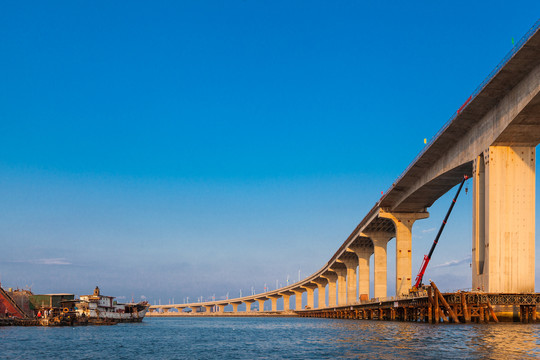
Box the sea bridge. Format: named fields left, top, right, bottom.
left=150, top=20, right=540, bottom=320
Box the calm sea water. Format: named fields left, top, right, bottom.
left=1, top=317, right=539, bottom=359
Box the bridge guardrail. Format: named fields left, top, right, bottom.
left=382, top=18, right=540, bottom=199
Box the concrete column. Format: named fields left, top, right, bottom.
left=302, top=285, right=316, bottom=309
left=244, top=300, right=255, bottom=312
left=217, top=305, right=225, bottom=313
left=339, top=256, right=358, bottom=304
left=204, top=305, right=213, bottom=313
left=175, top=307, right=186, bottom=313
left=472, top=147, right=535, bottom=293
left=322, top=272, right=338, bottom=307
left=330, top=266, right=347, bottom=306
left=306, top=288, right=314, bottom=309
left=231, top=303, right=240, bottom=313
left=314, top=278, right=328, bottom=309
left=380, top=210, right=429, bottom=296
left=357, top=247, right=372, bottom=300
left=280, top=294, right=291, bottom=311
left=257, top=299, right=265, bottom=312
left=293, top=290, right=304, bottom=310
left=473, top=155, right=486, bottom=283
left=364, top=231, right=394, bottom=299
left=269, top=296, right=278, bottom=312
left=347, top=265, right=356, bottom=304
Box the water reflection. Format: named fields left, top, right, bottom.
left=0, top=317, right=538, bottom=359
left=321, top=319, right=539, bottom=359
left=466, top=324, right=540, bottom=359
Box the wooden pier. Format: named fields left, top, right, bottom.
left=297, top=282, right=539, bottom=324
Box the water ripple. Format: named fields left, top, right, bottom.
left=0, top=317, right=538, bottom=359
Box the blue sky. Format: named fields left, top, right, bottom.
left=1, top=1, right=539, bottom=304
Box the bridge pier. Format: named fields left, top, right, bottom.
left=302, top=284, right=317, bottom=309
left=269, top=295, right=279, bottom=311
left=257, top=299, right=266, bottom=312
left=282, top=295, right=289, bottom=311
left=314, top=278, right=328, bottom=308
left=339, top=257, right=358, bottom=304
left=293, top=290, right=304, bottom=310
left=321, top=272, right=338, bottom=307
left=279, top=292, right=292, bottom=311
left=330, top=264, right=347, bottom=305
left=472, top=146, right=536, bottom=293
left=363, top=231, right=393, bottom=299
left=231, top=302, right=241, bottom=313
left=244, top=300, right=255, bottom=312
left=379, top=210, right=429, bottom=296
left=348, top=243, right=373, bottom=300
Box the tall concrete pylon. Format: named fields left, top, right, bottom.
left=379, top=210, right=429, bottom=296
left=321, top=271, right=338, bottom=307
left=347, top=242, right=373, bottom=300
left=268, top=295, right=280, bottom=311
left=244, top=299, right=255, bottom=312
left=278, top=292, right=293, bottom=311
left=472, top=147, right=535, bottom=293
left=329, top=264, right=348, bottom=305
left=293, top=289, right=305, bottom=310
left=338, top=256, right=358, bottom=304
left=313, top=278, right=328, bottom=309
left=230, top=302, right=241, bottom=313
left=301, top=284, right=317, bottom=309
left=362, top=231, right=394, bottom=299
left=257, top=298, right=266, bottom=312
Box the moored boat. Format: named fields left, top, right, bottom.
left=73, top=287, right=149, bottom=324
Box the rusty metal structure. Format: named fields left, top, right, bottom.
left=297, top=282, right=539, bottom=324
left=0, top=287, right=29, bottom=319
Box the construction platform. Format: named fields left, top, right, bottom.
left=147, top=311, right=298, bottom=318
left=297, top=282, right=539, bottom=324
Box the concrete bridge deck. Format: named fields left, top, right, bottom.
left=151, top=19, right=540, bottom=319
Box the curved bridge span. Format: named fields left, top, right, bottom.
left=151, top=20, right=540, bottom=315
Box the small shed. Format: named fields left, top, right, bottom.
left=30, top=294, right=75, bottom=309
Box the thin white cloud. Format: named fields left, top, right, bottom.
left=432, top=255, right=472, bottom=269
left=31, top=258, right=72, bottom=265
left=421, top=228, right=436, bottom=233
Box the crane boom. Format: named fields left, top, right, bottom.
left=412, top=175, right=469, bottom=291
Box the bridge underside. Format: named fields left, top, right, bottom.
left=494, top=90, right=540, bottom=146
left=384, top=162, right=473, bottom=212
left=383, top=89, right=540, bottom=214
left=381, top=29, right=540, bottom=212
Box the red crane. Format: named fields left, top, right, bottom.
left=411, top=175, right=469, bottom=291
